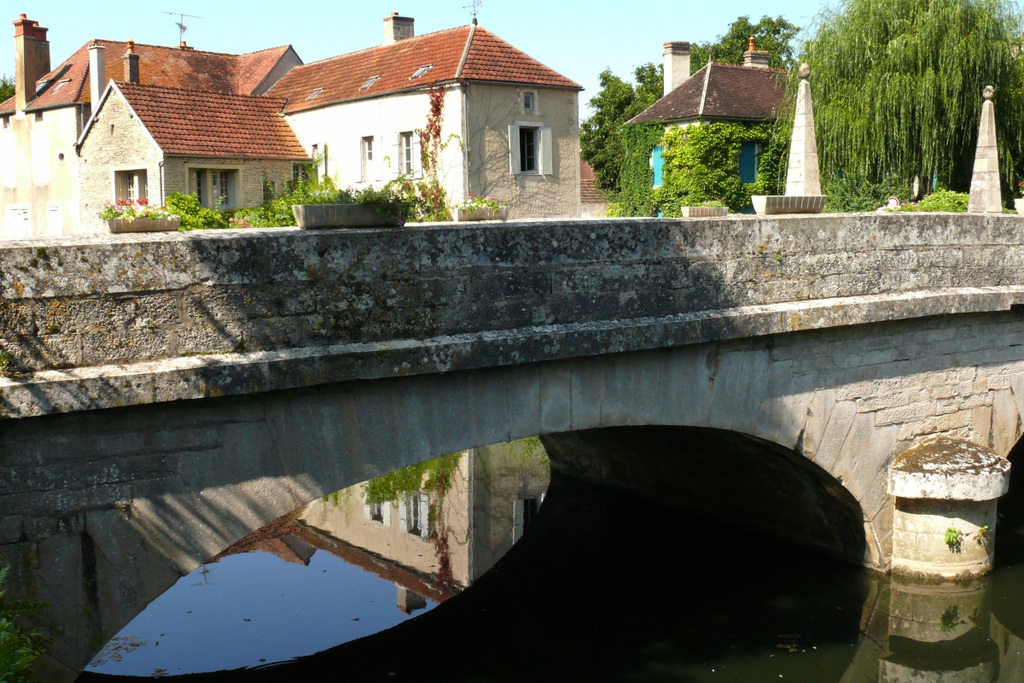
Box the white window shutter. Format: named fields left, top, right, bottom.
left=418, top=494, right=430, bottom=538
left=539, top=126, right=553, bottom=175
left=383, top=501, right=392, bottom=527
left=508, top=124, right=520, bottom=174
left=389, top=136, right=401, bottom=179
left=376, top=135, right=385, bottom=181
left=398, top=499, right=409, bottom=533
left=412, top=135, right=422, bottom=178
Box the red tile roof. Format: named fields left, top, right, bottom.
left=1, top=41, right=295, bottom=113
left=114, top=83, right=308, bottom=159
left=627, top=62, right=787, bottom=125
left=267, top=24, right=580, bottom=114
left=580, top=160, right=605, bottom=204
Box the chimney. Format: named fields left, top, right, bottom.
left=122, top=40, right=140, bottom=84
left=383, top=12, right=414, bottom=45
left=179, top=40, right=194, bottom=51
left=88, top=42, right=105, bottom=115
left=663, top=41, right=690, bottom=96
left=743, top=36, right=770, bottom=69
left=13, top=13, right=50, bottom=112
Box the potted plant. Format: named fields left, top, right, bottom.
left=98, top=198, right=180, bottom=233
left=292, top=184, right=408, bottom=229
left=453, top=194, right=508, bottom=222
left=680, top=199, right=728, bottom=218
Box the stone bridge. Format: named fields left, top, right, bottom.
left=3, top=213, right=1024, bottom=679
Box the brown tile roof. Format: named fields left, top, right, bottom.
left=1, top=40, right=295, bottom=113
left=114, top=82, right=308, bottom=159
left=267, top=24, right=579, bottom=114
left=580, top=160, right=605, bottom=204
left=627, top=62, right=787, bottom=125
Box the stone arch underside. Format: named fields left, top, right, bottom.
left=7, top=309, right=1024, bottom=677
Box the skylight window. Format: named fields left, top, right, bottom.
left=360, top=75, right=380, bottom=90
left=410, top=64, right=433, bottom=79
left=306, top=87, right=324, bottom=101
left=52, top=79, right=71, bottom=94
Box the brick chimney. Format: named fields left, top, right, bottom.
left=743, top=36, right=770, bottom=69
left=663, top=41, right=690, bottom=96
left=88, top=41, right=105, bottom=115
left=13, top=13, right=50, bottom=112
left=383, top=12, right=414, bottom=45
left=122, top=40, right=140, bottom=84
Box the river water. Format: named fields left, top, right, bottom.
left=70, top=438, right=1024, bottom=682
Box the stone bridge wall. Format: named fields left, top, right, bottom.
left=2, top=213, right=1024, bottom=419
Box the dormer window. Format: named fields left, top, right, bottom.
left=360, top=75, right=380, bottom=90
left=410, top=64, right=433, bottom=79
left=306, top=88, right=324, bottom=101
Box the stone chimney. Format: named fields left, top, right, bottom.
left=88, top=42, right=105, bottom=115
left=13, top=14, right=50, bottom=112
left=743, top=36, right=770, bottom=69
left=122, top=40, right=140, bottom=84
left=383, top=12, right=414, bottom=45
left=663, top=42, right=690, bottom=96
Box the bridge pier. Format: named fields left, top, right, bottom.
left=889, top=436, right=1011, bottom=580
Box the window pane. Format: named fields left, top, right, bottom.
left=520, top=127, right=537, bottom=173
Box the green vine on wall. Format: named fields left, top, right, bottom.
left=616, top=122, right=665, bottom=216
left=360, top=452, right=462, bottom=506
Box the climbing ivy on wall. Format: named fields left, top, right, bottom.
left=654, top=121, right=788, bottom=214
left=616, top=122, right=665, bottom=216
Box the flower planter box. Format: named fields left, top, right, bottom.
left=454, top=206, right=509, bottom=222
left=292, top=203, right=403, bottom=229
left=106, top=216, right=180, bottom=233
left=1015, top=199, right=1024, bottom=215
left=751, top=195, right=827, bottom=215
left=680, top=206, right=728, bottom=218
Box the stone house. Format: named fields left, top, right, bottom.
left=627, top=39, right=787, bottom=189
left=0, top=12, right=583, bottom=238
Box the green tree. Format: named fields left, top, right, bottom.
left=0, top=75, right=13, bottom=103
left=580, top=63, right=662, bottom=194
left=691, top=16, right=800, bottom=70
left=804, top=0, right=1024, bottom=196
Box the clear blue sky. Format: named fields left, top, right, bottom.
left=4, top=1, right=831, bottom=116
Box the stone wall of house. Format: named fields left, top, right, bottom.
left=0, top=105, right=82, bottom=238
left=77, top=92, right=162, bottom=234
left=465, top=83, right=580, bottom=219
left=161, top=156, right=298, bottom=210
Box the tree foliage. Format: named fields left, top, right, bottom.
left=691, top=16, right=800, bottom=70
left=0, top=76, right=12, bottom=103
left=580, top=64, right=663, bottom=194
left=804, top=0, right=1024, bottom=196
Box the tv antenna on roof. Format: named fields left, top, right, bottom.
left=164, top=11, right=201, bottom=45
left=463, top=0, right=482, bottom=23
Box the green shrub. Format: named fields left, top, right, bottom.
left=0, top=567, right=48, bottom=683
left=917, top=190, right=969, bottom=212
left=823, top=172, right=910, bottom=213
left=166, top=193, right=229, bottom=231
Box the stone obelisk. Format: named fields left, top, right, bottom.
left=967, top=86, right=1003, bottom=214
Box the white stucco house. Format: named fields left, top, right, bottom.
left=0, top=12, right=582, bottom=239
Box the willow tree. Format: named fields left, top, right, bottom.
left=803, top=0, right=1024, bottom=196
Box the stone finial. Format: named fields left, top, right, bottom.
left=785, top=63, right=822, bottom=196
left=798, top=63, right=810, bottom=80
left=968, top=85, right=1002, bottom=214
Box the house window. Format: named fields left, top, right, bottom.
left=399, top=492, right=430, bottom=538
left=365, top=500, right=391, bottom=525
left=513, top=497, right=543, bottom=543
left=293, top=163, right=308, bottom=182
left=400, top=131, right=415, bottom=175
left=360, top=75, right=380, bottom=90
left=509, top=124, right=553, bottom=175
left=1, top=116, right=9, bottom=129
left=523, top=91, right=536, bottom=113
left=115, top=169, right=148, bottom=202
left=361, top=136, right=374, bottom=181
left=33, top=111, right=43, bottom=122
left=190, top=168, right=238, bottom=208
left=410, top=64, right=433, bottom=79
left=306, top=88, right=324, bottom=101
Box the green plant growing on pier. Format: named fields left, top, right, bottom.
left=940, top=605, right=962, bottom=634
left=976, top=525, right=991, bottom=544
left=0, top=352, right=10, bottom=377
left=0, top=567, right=49, bottom=683
left=945, top=526, right=964, bottom=552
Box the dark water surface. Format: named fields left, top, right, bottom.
left=74, top=447, right=1024, bottom=683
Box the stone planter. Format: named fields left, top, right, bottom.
left=106, top=216, right=180, bottom=233
left=292, top=203, right=403, bottom=229
left=454, top=206, right=508, bottom=222
left=1015, top=198, right=1024, bottom=215
left=680, top=206, right=728, bottom=218
left=751, top=195, right=827, bottom=215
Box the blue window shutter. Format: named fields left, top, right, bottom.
left=652, top=146, right=664, bottom=187
left=739, top=141, right=758, bottom=184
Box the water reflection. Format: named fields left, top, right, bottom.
left=82, top=438, right=551, bottom=676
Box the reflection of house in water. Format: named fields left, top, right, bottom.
left=219, top=438, right=549, bottom=613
